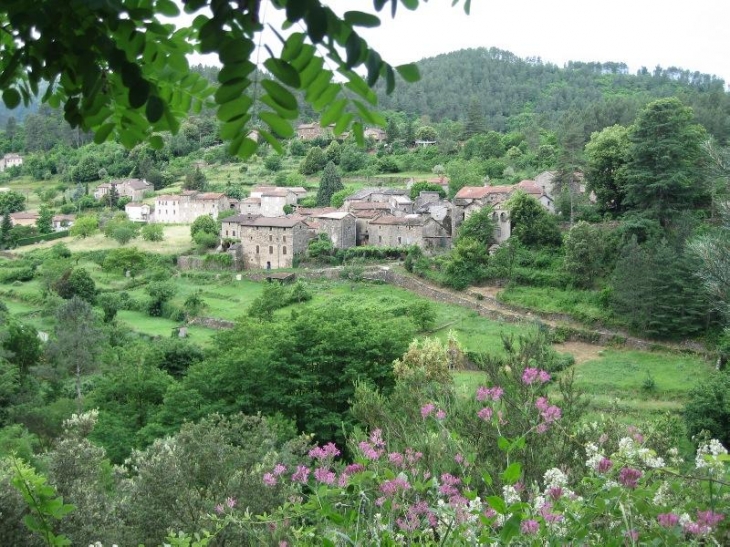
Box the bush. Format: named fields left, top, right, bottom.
left=141, top=223, right=164, bottom=242
left=685, top=372, right=730, bottom=447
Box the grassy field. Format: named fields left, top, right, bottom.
left=497, top=285, right=611, bottom=325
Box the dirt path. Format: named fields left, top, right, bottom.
left=552, top=341, right=604, bottom=364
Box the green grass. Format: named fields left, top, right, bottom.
left=498, top=286, right=611, bottom=324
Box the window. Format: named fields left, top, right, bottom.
left=379, top=236, right=382, bottom=243
left=398, top=237, right=402, bottom=244
left=232, top=230, right=236, bottom=237
left=283, top=236, right=286, bottom=243
left=225, top=230, right=228, bottom=236
left=256, top=245, right=259, bottom=254
left=283, top=246, right=287, bottom=255
left=269, top=246, right=273, bottom=254
left=269, top=235, right=272, bottom=242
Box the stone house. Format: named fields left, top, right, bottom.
left=489, top=206, right=511, bottom=244
left=94, top=178, right=152, bottom=201
left=153, top=194, right=186, bottom=223
left=342, top=187, right=409, bottom=210
left=153, top=192, right=227, bottom=224
left=8, top=212, right=38, bottom=227
left=235, top=216, right=311, bottom=269
left=515, top=180, right=555, bottom=213
left=296, top=123, right=325, bottom=140
left=310, top=211, right=356, bottom=249
left=368, top=215, right=428, bottom=247
left=52, top=214, right=75, bottom=231
left=125, top=202, right=151, bottom=222
left=349, top=209, right=381, bottom=246
left=0, top=153, right=22, bottom=171
left=239, top=197, right=261, bottom=216
left=364, top=127, right=387, bottom=142
left=389, top=194, right=413, bottom=214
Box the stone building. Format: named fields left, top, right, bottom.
left=368, top=215, right=428, bottom=248
left=311, top=211, right=356, bottom=249
left=515, top=180, right=555, bottom=213
left=342, top=187, right=409, bottom=210
left=224, top=215, right=311, bottom=269
left=239, top=197, right=261, bottom=215
left=0, top=153, right=22, bottom=171
left=94, top=178, right=152, bottom=201
left=153, top=192, right=227, bottom=224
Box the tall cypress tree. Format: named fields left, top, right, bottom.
left=316, top=161, right=343, bottom=207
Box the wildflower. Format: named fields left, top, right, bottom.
left=344, top=463, right=365, bottom=475
left=291, top=465, right=310, bottom=484
left=618, top=467, right=642, bottom=488
left=215, top=504, right=224, bottom=514
left=380, top=476, right=411, bottom=497
left=541, top=405, right=561, bottom=423
left=522, top=367, right=550, bottom=385
left=476, top=386, right=504, bottom=401
left=657, top=513, right=679, bottom=527
left=536, top=423, right=549, bottom=434
left=358, top=441, right=383, bottom=461
left=478, top=407, right=493, bottom=421
left=421, top=403, right=435, bottom=418
left=439, top=473, right=461, bottom=496
left=435, top=408, right=446, bottom=420
left=502, top=484, right=521, bottom=504
left=623, top=529, right=638, bottom=542
left=308, top=442, right=340, bottom=460
left=313, top=467, right=336, bottom=485
left=695, top=439, right=728, bottom=474
left=696, top=510, right=724, bottom=527
left=521, top=519, right=539, bottom=535
left=535, top=397, right=549, bottom=412
left=225, top=497, right=236, bottom=509
left=596, top=458, right=613, bottom=473
left=454, top=453, right=464, bottom=465
left=273, top=463, right=287, bottom=476
left=262, top=473, right=277, bottom=487
left=389, top=452, right=405, bottom=467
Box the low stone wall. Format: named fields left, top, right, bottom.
left=189, top=316, right=236, bottom=329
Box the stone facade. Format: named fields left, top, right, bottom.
left=153, top=192, right=227, bottom=224
left=0, top=153, right=22, bottom=171
left=94, top=178, right=152, bottom=201
left=223, top=216, right=311, bottom=269
left=369, top=215, right=427, bottom=247
left=239, top=197, right=261, bottom=215
left=312, top=211, right=356, bottom=249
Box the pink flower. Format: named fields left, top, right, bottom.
left=389, top=452, right=405, bottom=467
left=522, top=367, right=550, bottom=385
left=439, top=473, right=461, bottom=497
left=273, top=464, right=287, bottom=476
left=358, top=441, right=383, bottom=461
left=547, top=486, right=563, bottom=500
left=380, top=477, right=411, bottom=496
left=521, top=519, right=539, bottom=535
left=536, top=423, right=549, bottom=434
left=597, top=458, right=613, bottom=473
left=313, top=467, right=336, bottom=485
left=696, top=510, right=724, bottom=527
left=215, top=504, right=224, bottom=514
left=308, top=442, right=340, bottom=460
left=657, top=513, right=679, bottom=527
left=344, top=463, right=365, bottom=475
left=535, top=397, right=549, bottom=412
left=618, top=467, right=642, bottom=489
left=421, top=403, right=435, bottom=418
left=225, top=497, right=236, bottom=509
left=541, top=405, right=562, bottom=423
left=263, top=473, right=277, bottom=487
left=624, top=529, right=638, bottom=542
left=478, top=407, right=493, bottom=421
left=291, top=465, right=310, bottom=484
left=454, top=453, right=464, bottom=465
left=369, top=428, right=385, bottom=447
left=476, top=386, right=504, bottom=401
left=435, top=409, right=446, bottom=420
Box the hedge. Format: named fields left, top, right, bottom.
left=15, top=230, right=70, bottom=246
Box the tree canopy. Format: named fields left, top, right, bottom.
left=0, top=1, right=472, bottom=158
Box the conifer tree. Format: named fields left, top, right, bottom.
left=36, top=205, right=54, bottom=234
left=316, top=162, right=344, bottom=207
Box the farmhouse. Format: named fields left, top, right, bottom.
left=125, top=202, right=151, bottom=222
left=94, top=178, right=152, bottom=202
left=8, top=212, right=38, bottom=227
left=0, top=153, right=22, bottom=171
left=153, top=192, right=228, bottom=224
left=368, top=215, right=428, bottom=248
left=224, top=215, right=311, bottom=269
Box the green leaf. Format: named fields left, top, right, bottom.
left=396, top=63, right=420, bottom=82
left=334, top=112, right=353, bottom=135
left=305, top=7, right=328, bottom=43
left=145, top=95, right=164, bottom=123
left=261, top=80, right=298, bottom=111
left=345, top=32, right=362, bottom=68
left=312, top=84, right=341, bottom=111
left=218, top=61, right=256, bottom=84
left=156, top=0, right=180, bottom=17
left=481, top=471, right=493, bottom=486
left=260, top=111, right=295, bottom=138
left=229, top=134, right=257, bottom=158
left=401, top=0, right=419, bottom=9
left=129, top=81, right=151, bottom=109
left=385, top=65, right=396, bottom=94
left=214, top=79, right=251, bottom=104
left=500, top=514, right=521, bottom=543
left=501, top=462, right=521, bottom=485
left=260, top=95, right=298, bottom=119
left=497, top=436, right=510, bottom=452
left=219, top=114, right=250, bottom=140
left=257, top=129, right=285, bottom=154
left=486, top=495, right=506, bottom=514
left=264, top=59, right=301, bottom=88
left=344, top=11, right=381, bottom=28
left=216, top=95, right=253, bottom=122
left=2, top=88, right=21, bottom=109
left=93, top=123, right=116, bottom=144
left=320, top=98, right=347, bottom=127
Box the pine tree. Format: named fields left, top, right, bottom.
left=463, top=97, right=487, bottom=139
left=0, top=212, right=12, bottom=248
left=316, top=162, right=344, bottom=207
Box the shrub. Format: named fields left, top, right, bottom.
left=141, top=223, right=164, bottom=242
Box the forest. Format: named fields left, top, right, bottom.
left=0, top=38, right=729, bottom=545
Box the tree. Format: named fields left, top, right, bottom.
left=300, top=146, right=326, bottom=175
left=141, top=223, right=164, bottom=242
left=688, top=206, right=730, bottom=322
left=69, top=215, right=98, bottom=238
left=507, top=191, right=562, bottom=247
left=3, top=321, right=42, bottom=379
left=316, top=161, right=344, bottom=207
left=0, top=213, right=12, bottom=248
left=563, top=221, right=616, bottom=288
left=457, top=206, right=496, bottom=244
left=684, top=372, right=730, bottom=447
left=183, top=168, right=207, bottom=191
left=146, top=281, right=177, bottom=317
left=52, top=268, right=97, bottom=303
left=415, top=125, right=438, bottom=142
left=190, top=215, right=218, bottom=239
left=0, top=191, right=25, bottom=215
left=264, top=153, right=283, bottom=172
left=324, top=141, right=341, bottom=165
left=35, top=205, right=53, bottom=235
left=623, top=98, right=708, bottom=225
left=47, top=296, right=104, bottom=407
left=385, top=117, right=400, bottom=143
left=447, top=159, right=482, bottom=198
left=0, top=0, right=463, bottom=157
left=444, top=237, right=490, bottom=290
left=463, top=96, right=486, bottom=139
left=585, top=124, right=630, bottom=216
left=409, top=181, right=446, bottom=200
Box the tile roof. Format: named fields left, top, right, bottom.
left=454, top=186, right=512, bottom=199
left=369, top=214, right=425, bottom=226
left=349, top=201, right=391, bottom=210
left=195, top=192, right=226, bottom=200
left=316, top=211, right=352, bottom=220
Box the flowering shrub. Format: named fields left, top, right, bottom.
left=200, top=381, right=730, bottom=546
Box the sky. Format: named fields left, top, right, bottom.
left=188, top=0, right=730, bottom=85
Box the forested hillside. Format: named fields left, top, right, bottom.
left=376, top=47, right=730, bottom=141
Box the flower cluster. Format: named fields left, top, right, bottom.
left=522, top=367, right=550, bottom=385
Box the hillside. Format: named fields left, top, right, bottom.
left=376, top=47, right=730, bottom=141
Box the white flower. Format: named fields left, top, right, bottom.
left=695, top=439, right=728, bottom=474
left=543, top=468, right=568, bottom=488
left=502, top=485, right=520, bottom=504
left=652, top=482, right=671, bottom=505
